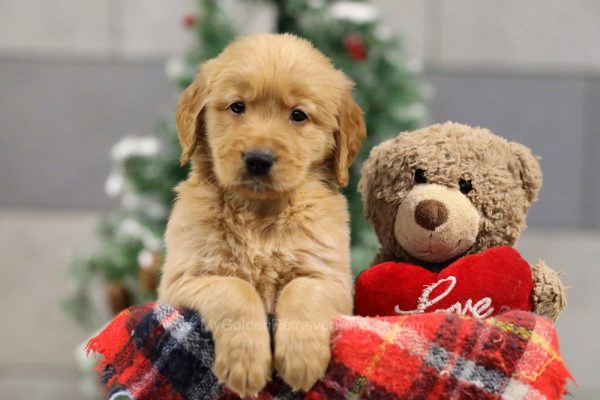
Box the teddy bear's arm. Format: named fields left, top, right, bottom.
left=531, top=260, right=567, bottom=321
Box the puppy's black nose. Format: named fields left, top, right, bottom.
left=243, top=149, right=275, bottom=176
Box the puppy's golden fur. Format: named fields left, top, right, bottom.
left=158, top=34, right=365, bottom=395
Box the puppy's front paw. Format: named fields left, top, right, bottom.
left=213, top=323, right=272, bottom=397
left=274, top=321, right=331, bottom=391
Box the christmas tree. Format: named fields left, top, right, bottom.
left=65, top=0, right=425, bottom=326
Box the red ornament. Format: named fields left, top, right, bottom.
left=181, top=14, right=197, bottom=28
left=344, top=33, right=367, bottom=61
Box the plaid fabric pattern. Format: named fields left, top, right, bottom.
left=309, top=312, right=570, bottom=400
left=87, top=303, right=570, bottom=400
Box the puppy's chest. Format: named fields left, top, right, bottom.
left=210, top=212, right=303, bottom=311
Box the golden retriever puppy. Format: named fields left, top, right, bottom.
left=158, top=33, right=365, bottom=396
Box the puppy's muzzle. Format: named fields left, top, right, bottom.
left=243, top=149, right=275, bottom=176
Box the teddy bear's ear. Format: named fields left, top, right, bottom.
left=510, top=142, right=542, bottom=203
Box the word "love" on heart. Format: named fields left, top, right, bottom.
left=394, top=276, right=494, bottom=319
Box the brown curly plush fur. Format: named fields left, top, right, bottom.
left=359, top=122, right=566, bottom=320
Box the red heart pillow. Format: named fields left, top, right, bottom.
left=355, top=246, right=534, bottom=318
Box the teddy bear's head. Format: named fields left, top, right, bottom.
left=359, top=122, right=542, bottom=270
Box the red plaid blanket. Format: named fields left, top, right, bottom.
left=87, top=303, right=570, bottom=400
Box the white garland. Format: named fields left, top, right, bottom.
left=138, top=249, right=158, bottom=270
left=329, top=1, right=378, bottom=24
left=165, top=56, right=195, bottom=83
left=104, top=172, right=124, bottom=198
left=110, top=135, right=161, bottom=162
left=117, top=218, right=163, bottom=250
left=121, top=193, right=169, bottom=219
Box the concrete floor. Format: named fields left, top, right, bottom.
left=0, top=209, right=598, bottom=399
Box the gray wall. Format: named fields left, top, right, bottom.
left=427, top=70, right=600, bottom=228
left=0, top=57, right=176, bottom=210
left=1, top=0, right=599, bottom=227
left=1, top=57, right=598, bottom=228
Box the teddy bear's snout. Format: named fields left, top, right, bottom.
left=414, top=200, right=449, bottom=230
left=394, top=183, right=481, bottom=264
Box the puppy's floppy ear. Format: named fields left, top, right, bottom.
left=175, top=61, right=214, bottom=165
left=510, top=141, right=542, bottom=203
left=333, top=91, right=366, bottom=187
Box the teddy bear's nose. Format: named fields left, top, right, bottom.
left=414, top=199, right=449, bottom=231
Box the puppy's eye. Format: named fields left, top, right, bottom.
left=414, top=169, right=427, bottom=184
left=290, top=109, right=308, bottom=123
left=459, top=178, right=473, bottom=194
left=229, top=101, right=245, bottom=114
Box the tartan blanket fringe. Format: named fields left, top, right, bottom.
left=86, top=303, right=571, bottom=400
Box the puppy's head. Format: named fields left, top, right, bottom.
left=176, top=33, right=365, bottom=199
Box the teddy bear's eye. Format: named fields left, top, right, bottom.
left=459, top=178, right=473, bottom=194
left=414, top=169, right=427, bottom=184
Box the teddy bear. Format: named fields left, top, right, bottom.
left=355, top=122, right=566, bottom=321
